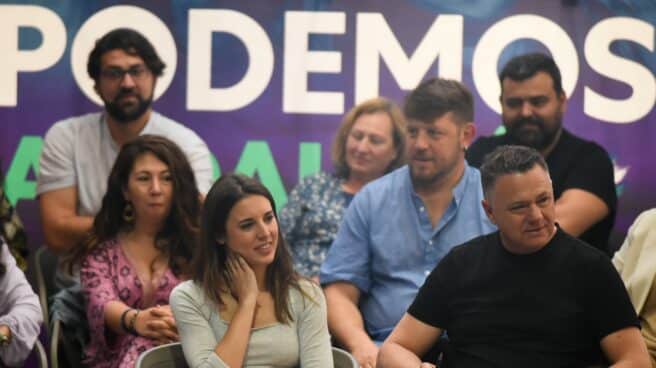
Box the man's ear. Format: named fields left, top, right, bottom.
left=461, top=122, right=476, bottom=149
left=558, top=91, right=568, bottom=114
left=482, top=199, right=496, bottom=225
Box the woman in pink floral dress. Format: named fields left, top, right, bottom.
left=67, top=135, right=201, bottom=368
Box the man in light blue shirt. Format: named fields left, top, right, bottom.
left=320, top=78, right=496, bottom=368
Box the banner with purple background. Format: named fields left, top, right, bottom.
left=1, top=0, right=654, bottom=249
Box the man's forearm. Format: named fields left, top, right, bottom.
left=324, top=283, right=380, bottom=366
left=43, top=215, right=94, bottom=253
left=378, top=342, right=423, bottom=368
left=326, top=290, right=372, bottom=349
left=555, top=189, right=608, bottom=237
left=610, top=360, right=651, bottom=368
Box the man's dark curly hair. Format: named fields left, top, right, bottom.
left=87, top=28, right=165, bottom=82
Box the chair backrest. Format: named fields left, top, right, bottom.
left=136, top=342, right=189, bottom=368
left=136, top=343, right=357, bottom=368
left=22, top=338, right=49, bottom=368
left=50, top=318, right=62, bottom=368
left=34, top=338, right=48, bottom=368
left=332, top=347, right=358, bottom=368
left=15, top=199, right=45, bottom=253
left=49, top=317, right=86, bottom=368
left=34, top=246, right=59, bottom=336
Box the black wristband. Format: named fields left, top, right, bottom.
left=120, top=308, right=136, bottom=335
left=127, top=309, right=140, bottom=336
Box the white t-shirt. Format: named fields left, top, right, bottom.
left=37, top=111, right=213, bottom=216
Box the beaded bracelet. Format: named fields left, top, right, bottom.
left=120, top=308, right=134, bottom=334
left=127, top=309, right=140, bottom=336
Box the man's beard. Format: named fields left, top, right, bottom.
left=506, top=115, right=562, bottom=151
left=409, top=150, right=462, bottom=191
left=104, top=89, right=152, bottom=123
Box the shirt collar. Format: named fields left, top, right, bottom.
left=404, top=162, right=474, bottom=209
left=452, top=162, right=474, bottom=207
left=101, top=111, right=157, bottom=150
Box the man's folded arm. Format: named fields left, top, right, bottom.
left=600, top=326, right=650, bottom=367
left=39, top=186, right=93, bottom=254
left=555, top=188, right=609, bottom=237
left=378, top=313, right=442, bottom=368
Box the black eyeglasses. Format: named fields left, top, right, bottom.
left=100, top=66, right=150, bottom=82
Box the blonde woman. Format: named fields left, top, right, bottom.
left=280, top=97, right=406, bottom=280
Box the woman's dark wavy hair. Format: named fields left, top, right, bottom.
left=192, top=173, right=302, bottom=324
left=66, top=135, right=201, bottom=277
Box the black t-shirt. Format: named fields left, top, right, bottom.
left=466, top=130, right=617, bottom=254
left=408, top=229, right=639, bottom=368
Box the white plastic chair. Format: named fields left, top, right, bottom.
left=33, top=339, right=48, bottom=368
left=136, top=342, right=189, bottom=368
left=332, top=346, right=358, bottom=368
left=136, top=342, right=359, bottom=367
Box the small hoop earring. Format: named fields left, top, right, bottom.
left=123, top=202, right=135, bottom=223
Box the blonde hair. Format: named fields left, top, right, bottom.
left=332, top=97, right=406, bottom=178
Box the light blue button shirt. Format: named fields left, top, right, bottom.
left=320, top=164, right=496, bottom=341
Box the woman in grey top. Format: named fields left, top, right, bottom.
left=0, top=237, right=42, bottom=367
left=170, top=174, right=332, bottom=367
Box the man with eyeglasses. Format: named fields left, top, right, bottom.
left=37, top=28, right=213, bottom=257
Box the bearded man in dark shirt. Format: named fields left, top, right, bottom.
left=466, top=53, right=616, bottom=254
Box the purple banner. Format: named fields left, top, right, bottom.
left=1, top=0, right=654, bottom=246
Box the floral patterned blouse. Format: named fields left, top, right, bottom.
left=279, top=172, right=353, bottom=277
left=80, top=238, right=181, bottom=368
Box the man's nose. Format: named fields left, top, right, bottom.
left=520, top=101, right=534, bottom=118
left=527, top=204, right=543, bottom=221
left=414, top=131, right=429, bottom=149
left=120, top=72, right=137, bottom=88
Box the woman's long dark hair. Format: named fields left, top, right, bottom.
left=66, top=135, right=201, bottom=277
left=192, top=173, right=302, bottom=323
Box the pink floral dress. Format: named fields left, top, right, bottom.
left=80, top=238, right=181, bottom=368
